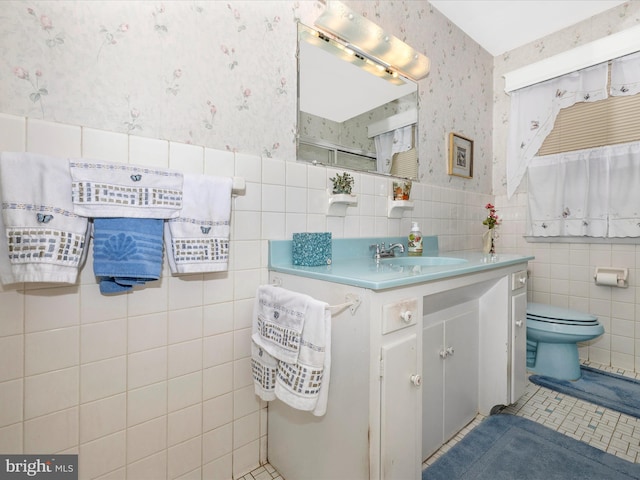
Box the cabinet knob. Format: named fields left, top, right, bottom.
left=515, top=320, right=524, bottom=328
left=439, top=350, right=448, bottom=359
left=519, top=277, right=527, bottom=285
left=410, top=374, right=422, bottom=387
left=446, top=346, right=455, bottom=356
left=400, top=310, right=413, bottom=323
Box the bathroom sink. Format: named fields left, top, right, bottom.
left=379, top=256, right=468, bottom=267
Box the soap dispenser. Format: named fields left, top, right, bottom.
left=408, top=222, right=423, bottom=256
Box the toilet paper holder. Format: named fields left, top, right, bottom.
left=594, top=267, right=628, bottom=288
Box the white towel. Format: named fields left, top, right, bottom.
left=69, top=160, right=183, bottom=219
left=164, top=174, right=232, bottom=274
left=251, top=341, right=278, bottom=402
left=251, top=285, right=332, bottom=416
left=0, top=200, right=15, bottom=285
left=0, top=152, right=90, bottom=284
left=251, top=284, right=308, bottom=364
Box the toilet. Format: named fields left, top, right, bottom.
left=526, top=302, right=604, bottom=381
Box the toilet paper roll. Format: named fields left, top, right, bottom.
left=595, top=272, right=619, bottom=286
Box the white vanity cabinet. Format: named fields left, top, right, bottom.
left=267, top=261, right=529, bottom=480
left=422, top=300, right=479, bottom=459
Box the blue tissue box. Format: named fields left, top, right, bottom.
left=292, top=232, right=332, bottom=266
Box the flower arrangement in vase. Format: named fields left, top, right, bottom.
left=482, top=203, right=500, bottom=254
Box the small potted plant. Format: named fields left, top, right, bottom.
left=330, top=172, right=354, bottom=195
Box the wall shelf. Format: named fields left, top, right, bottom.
left=327, top=191, right=358, bottom=216
left=388, top=198, right=414, bottom=218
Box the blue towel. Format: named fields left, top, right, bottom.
left=93, top=217, right=164, bottom=294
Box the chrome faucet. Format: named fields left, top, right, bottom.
left=370, top=242, right=405, bottom=260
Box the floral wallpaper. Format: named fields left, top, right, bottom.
left=0, top=0, right=494, bottom=193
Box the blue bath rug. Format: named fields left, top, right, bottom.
left=530, top=366, right=640, bottom=419
left=423, top=414, right=640, bottom=479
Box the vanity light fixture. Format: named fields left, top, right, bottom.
left=314, top=0, right=430, bottom=81
left=298, top=23, right=406, bottom=86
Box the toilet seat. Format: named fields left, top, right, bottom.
left=527, top=303, right=599, bottom=326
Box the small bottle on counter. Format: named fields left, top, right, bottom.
left=408, top=222, right=423, bottom=256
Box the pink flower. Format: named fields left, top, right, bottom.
left=210, top=105, right=217, bottom=115
left=242, top=88, right=251, bottom=98
left=174, top=69, right=182, bottom=78
left=272, top=143, right=280, bottom=150
left=119, top=23, right=129, bottom=32
left=483, top=203, right=500, bottom=229
left=220, top=45, right=229, bottom=55
left=27, top=7, right=35, bottom=15
left=13, top=67, right=29, bottom=79
left=35, top=70, right=42, bottom=77
left=130, top=108, right=140, bottom=119
left=233, top=9, right=240, bottom=20
left=280, top=77, right=286, bottom=87
left=40, top=15, right=52, bottom=30
left=273, top=16, right=280, bottom=23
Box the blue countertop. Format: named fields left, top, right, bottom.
left=269, top=236, right=534, bottom=290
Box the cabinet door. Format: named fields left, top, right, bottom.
left=422, top=322, right=444, bottom=460
left=380, top=333, right=419, bottom=480
left=443, top=308, right=478, bottom=442
left=511, top=291, right=528, bottom=402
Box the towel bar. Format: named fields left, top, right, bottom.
left=327, top=293, right=361, bottom=316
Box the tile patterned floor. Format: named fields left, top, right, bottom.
left=241, top=463, right=283, bottom=480
left=254, top=361, right=640, bottom=479
left=424, top=361, right=640, bottom=469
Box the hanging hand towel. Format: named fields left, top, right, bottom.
left=69, top=160, right=183, bottom=219
left=0, top=207, right=13, bottom=285
left=251, top=285, right=332, bottom=416
left=0, top=152, right=89, bottom=285
left=251, top=341, right=278, bottom=402
left=251, top=284, right=308, bottom=364
left=164, top=174, right=232, bottom=274
left=92, top=217, right=164, bottom=294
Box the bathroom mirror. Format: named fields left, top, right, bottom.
left=297, top=23, right=419, bottom=179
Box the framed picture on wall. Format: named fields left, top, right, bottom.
left=448, top=132, right=473, bottom=178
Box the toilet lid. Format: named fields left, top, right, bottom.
left=527, top=302, right=598, bottom=325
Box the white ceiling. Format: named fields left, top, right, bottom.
left=429, top=0, right=627, bottom=56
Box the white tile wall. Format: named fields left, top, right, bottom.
left=0, top=114, right=494, bottom=479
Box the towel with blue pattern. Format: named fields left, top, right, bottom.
left=0, top=152, right=90, bottom=285
left=69, top=160, right=183, bottom=219
left=164, top=174, right=232, bottom=274
left=93, top=217, right=164, bottom=294
left=251, top=284, right=332, bottom=416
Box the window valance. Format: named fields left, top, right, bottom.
left=506, top=63, right=608, bottom=198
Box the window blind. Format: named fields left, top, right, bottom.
left=538, top=92, right=640, bottom=156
